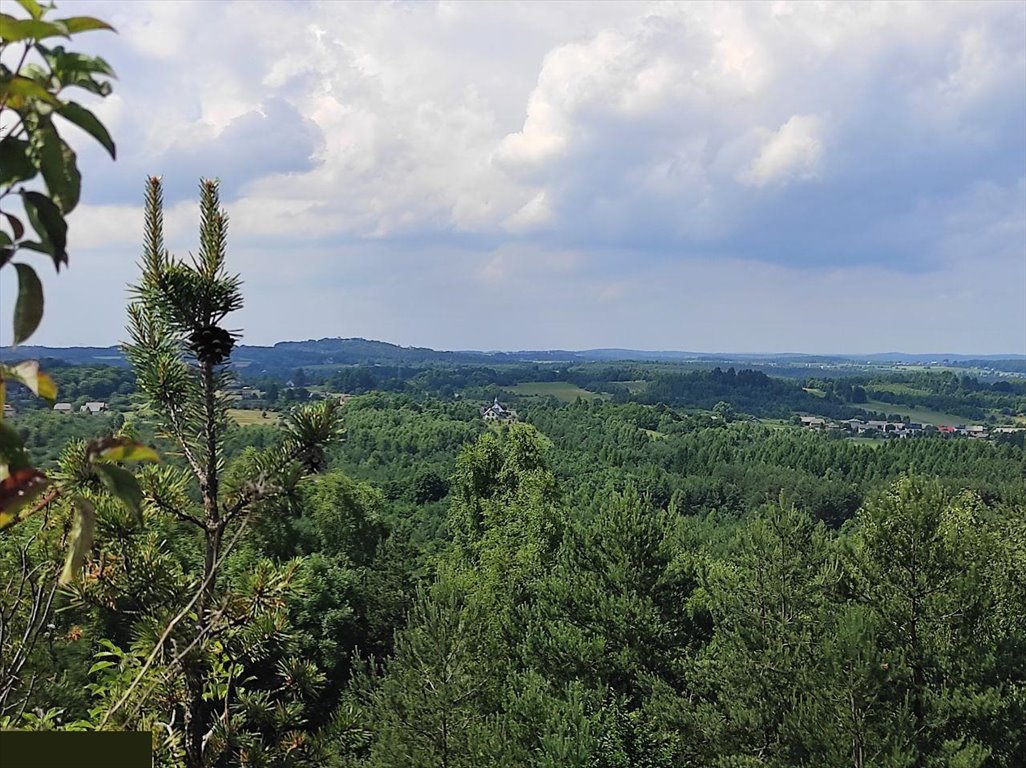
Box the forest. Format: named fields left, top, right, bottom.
left=1, top=4, right=1025, bottom=767
left=4, top=357, right=1026, bottom=766
left=3, top=243, right=1026, bottom=767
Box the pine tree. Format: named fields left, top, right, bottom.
left=691, top=501, right=838, bottom=764
left=844, top=476, right=1016, bottom=767
left=104, top=177, right=344, bottom=767
left=363, top=581, right=514, bottom=768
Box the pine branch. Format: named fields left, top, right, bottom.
left=97, top=514, right=253, bottom=730
left=148, top=495, right=204, bottom=530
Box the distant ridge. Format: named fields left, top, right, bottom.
left=2, top=338, right=1022, bottom=373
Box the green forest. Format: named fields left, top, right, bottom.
left=2, top=4, right=1025, bottom=768
left=4, top=198, right=1026, bottom=766
left=5, top=367, right=1026, bottom=765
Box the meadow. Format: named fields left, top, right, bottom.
left=503, top=381, right=608, bottom=402
left=228, top=408, right=280, bottom=426
left=860, top=399, right=975, bottom=426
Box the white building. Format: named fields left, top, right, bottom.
left=481, top=397, right=517, bottom=422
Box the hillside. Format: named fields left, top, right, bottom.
left=4, top=338, right=1023, bottom=377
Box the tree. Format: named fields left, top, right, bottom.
left=0, top=0, right=117, bottom=338
left=691, top=502, right=838, bottom=764
left=1, top=0, right=127, bottom=545
left=105, top=177, right=344, bottom=767
left=0, top=8, right=162, bottom=710
left=410, top=469, right=448, bottom=504
left=712, top=401, right=736, bottom=423
left=844, top=476, right=1020, bottom=766
left=525, top=488, right=695, bottom=701
left=362, top=581, right=513, bottom=768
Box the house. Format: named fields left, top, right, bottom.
left=937, top=425, right=957, bottom=434
left=80, top=401, right=108, bottom=415
left=965, top=425, right=987, bottom=438
left=799, top=416, right=826, bottom=429
left=53, top=402, right=74, bottom=414
left=2, top=403, right=15, bottom=418
left=481, top=397, right=518, bottom=422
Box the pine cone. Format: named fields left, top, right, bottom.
left=189, top=325, right=235, bottom=365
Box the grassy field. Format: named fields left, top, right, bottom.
left=860, top=400, right=971, bottom=426
left=868, top=383, right=931, bottom=396
left=757, top=418, right=793, bottom=430
left=229, top=408, right=280, bottom=426
left=503, top=381, right=607, bottom=402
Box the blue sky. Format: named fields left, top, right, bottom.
left=3, top=0, right=1024, bottom=353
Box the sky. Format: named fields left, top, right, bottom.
left=2, top=0, right=1025, bottom=354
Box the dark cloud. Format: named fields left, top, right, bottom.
left=76, top=97, right=322, bottom=205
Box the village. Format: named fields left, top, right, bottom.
left=798, top=415, right=1024, bottom=440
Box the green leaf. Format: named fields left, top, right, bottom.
left=0, top=138, right=36, bottom=188
left=93, top=439, right=160, bottom=464
left=60, top=497, right=96, bottom=584
left=58, top=101, right=115, bottom=159
left=0, top=73, right=62, bottom=109
left=15, top=0, right=45, bottom=21
left=12, top=263, right=44, bottom=346
left=87, top=660, right=116, bottom=675
left=1, top=212, right=25, bottom=240
left=38, top=130, right=80, bottom=213
left=45, top=47, right=117, bottom=81
left=4, top=360, right=57, bottom=401
left=100, top=442, right=159, bottom=461
left=60, top=17, right=116, bottom=35
left=93, top=463, right=144, bottom=524
left=22, top=191, right=67, bottom=267
left=16, top=240, right=54, bottom=257
left=0, top=15, right=69, bottom=43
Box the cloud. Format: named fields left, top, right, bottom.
left=3, top=0, right=1022, bottom=353
left=505, top=191, right=553, bottom=233
left=744, top=114, right=825, bottom=187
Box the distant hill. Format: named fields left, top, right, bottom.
left=0, top=346, right=129, bottom=366
left=0, top=339, right=586, bottom=371
left=2, top=338, right=1022, bottom=375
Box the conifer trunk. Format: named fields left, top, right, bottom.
left=184, top=359, right=222, bottom=768
left=201, top=358, right=221, bottom=602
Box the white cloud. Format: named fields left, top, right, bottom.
left=70, top=0, right=1025, bottom=245
left=743, top=114, right=825, bottom=187
left=505, top=191, right=553, bottom=233
left=5, top=0, right=1022, bottom=353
